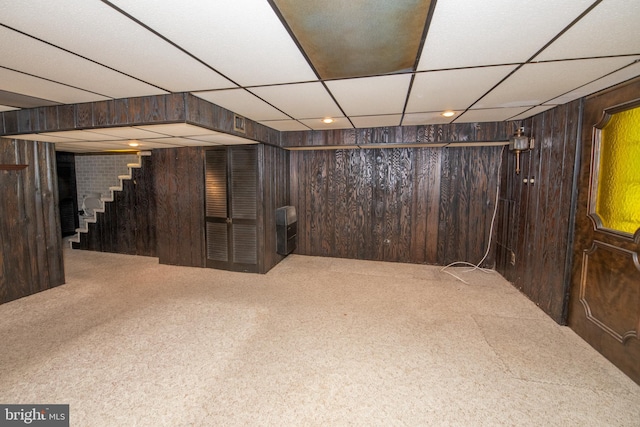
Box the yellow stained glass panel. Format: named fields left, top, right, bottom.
left=596, top=106, right=640, bottom=235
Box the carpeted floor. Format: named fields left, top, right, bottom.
left=1, top=248, right=638, bottom=426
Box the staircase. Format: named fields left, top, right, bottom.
left=68, top=151, right=151, bottom=247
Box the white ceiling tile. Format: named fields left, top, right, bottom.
left=131, top=141, right=193, bottom=149
left=456, top=107, right=530, bottom=123
left=535, top=0, right=640, bottom=61
left=54, top=141, right=143, bottom=150
left=186, top=134, right=232, bottom=143
left=406, top=65, right=517, bottom=113
left=135, top=123, right=218, bottom=137
left=186, top=133, right=257, bottom=145
left=139, top=137, right=214, bottom=146
left=0, top=26, right=166, bottom=99
left=401, top=112, right=458, bottom=126
left=258, top=120, right=311, bottom=131
left=109, top=0, right=318, bottom=86
left=173, top=139, right=222, bottom=147
left=85, top=127, right=166, bottom=140
left=207, top=134, right=258, bottom=145
left=8, top=123, right=257, bottom=152
left=1, top=0, right=638, bottom=149
left=40, top=130, right=118, bottom=141
left=508, top=105, right=557, bottom=121
left=0, top=105, right=18, bottom=112
left=299, top=117, right=353, bottom=130
left=417, top=0, right=593, bottom=70
left=546, top=62, right=640, bottom=105
left=0, top=0, right=235, bottom=92
left=326, top=75, right=412, bottom=116
left=350, top=115, right=402, bottom=128
left=475, top=57, right=640, bottom=109
left=54, top=143, right=105, bottom=153
left=194, top=90, right=289, bottom=121
left=251, top=82, right=342, bottom=119
left=9, top=133, right=77, bottom=143
left=0, top=67, right=109, bottom=104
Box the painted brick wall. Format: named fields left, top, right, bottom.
left=75, top=154, right=138, bottom=208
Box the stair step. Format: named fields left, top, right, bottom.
left=71, top=151, right=151, bottom=248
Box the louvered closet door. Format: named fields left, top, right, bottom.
left=205, top=147, right=258, bottom=272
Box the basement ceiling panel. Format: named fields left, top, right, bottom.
left=0, top=26, right=165, bottom=99
left=406, top=65, right=517, bottom=113
left=257, top=120, right=310, bottom=132
left=402, top=111, right=457, bottom=126
left=108, top=0, right=318, bottom=86
left=474, top=57, right=640, bottom=109
left=0, top=67, right=109, bottom=104
left=251, top=82, right=343, bottom=120
left=195, top=89, right=290, bottom=122
left=351, top=114, right=402, bottom=128
left=534, top=0, right=640, bottom=61
left=1, top=0, right=639, bottom=151
left=0, top=0, right=234, bottom=92
left=326, top=74, right=412, bottom=116
left=545, top=61, right=640, bottom=106
left=458, top=107, right=530, bottom=123
left=417, top=0, right=594, bottom=70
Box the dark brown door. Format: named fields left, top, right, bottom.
left=568, top=79, right=640, bottom=385
left=205, top=147, right=258, bottom=273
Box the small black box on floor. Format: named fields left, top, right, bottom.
left=276, top=206, right=297, bottom=255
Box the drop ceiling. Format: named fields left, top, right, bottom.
left=0, top=0, right=639, bottom=153
left=7, top=123, right=257, bottom=153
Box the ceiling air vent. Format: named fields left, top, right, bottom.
left=234, top=114, right=246, bottom=134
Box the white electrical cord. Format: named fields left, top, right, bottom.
left=440, top=146, right=505, bottom=284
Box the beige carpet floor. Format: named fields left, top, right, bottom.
left=0, top=248, right=638, bottom=426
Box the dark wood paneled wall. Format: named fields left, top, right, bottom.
left=0, top=94, right=187, bottom=134
left=0, top=93, right=279, bottom=147
left=282, top=122, right=508, bottom=148
left=290, top=146, right=502, bottom=266
left=495, top=100, right=582, bottom=324
left=0, top=138, right=64, bottom=303
left=257, top=144, right=290, bottom=273
left=154, top=147, right=206, bottom=267
left=72, top=154, right=157, bottom=257
left=71, top=144, right=290, bottom=273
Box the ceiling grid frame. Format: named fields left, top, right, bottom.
left=0, top=0, right=637, bottom=150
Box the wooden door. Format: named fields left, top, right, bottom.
left=205, top=147, right=258, bottom=273
left=568, top=79, right=640, bottom=385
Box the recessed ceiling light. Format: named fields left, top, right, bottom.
left=128, top=141, right=140, bottom=147
left=441, top=111, right=455, bottom=118
left=322, top=118, right=334, bottom=124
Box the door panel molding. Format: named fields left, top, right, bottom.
left=579, top=240, right=640, bottom=344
